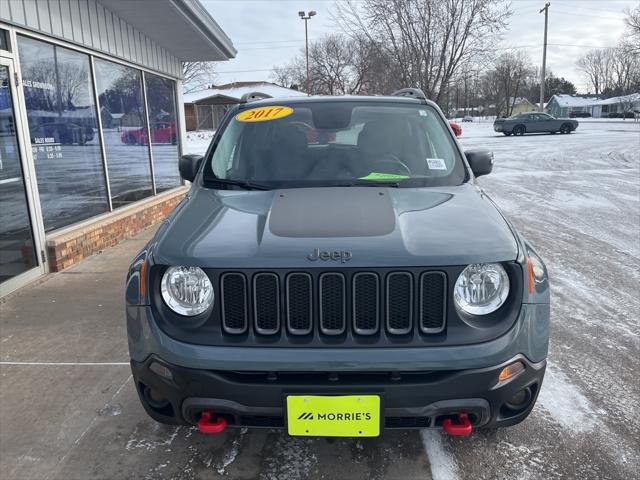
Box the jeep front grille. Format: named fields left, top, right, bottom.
left=253, top=273, right=280, bottom=334
left=286, top=273, right=313, bottom=334
left=221, top=273, right=248, bottom=334
left=353, top=273, right=380, bottom=335
left=218, top=269, right=447, bottom=339
left=319, top=273, right=346, bottom=335
left=420, top=272, right=447, bottom=333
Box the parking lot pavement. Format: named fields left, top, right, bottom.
left=1, top=121, right=639, bottom=480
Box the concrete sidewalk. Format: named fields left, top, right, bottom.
left=0, top=226, right=430, bottom=480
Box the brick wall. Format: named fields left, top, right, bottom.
left=46, top=188, right=187, bottom=272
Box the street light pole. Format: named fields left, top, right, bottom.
left=298, top=10, right=316, bottom=95
left=539, top=2, right=550, bottom=112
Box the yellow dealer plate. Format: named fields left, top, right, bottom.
left=235, top=106, right=293, bottom=122
left=286, top=395, right=380, bottom=437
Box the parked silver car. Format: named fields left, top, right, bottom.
left=494, top=112, right=578, bottom=136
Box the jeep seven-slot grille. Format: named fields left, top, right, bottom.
left=286, top=273, right=313, bottom=334
left=253, top=273, right=280, bottom=334
left=221, top=273, right=248, bottom=334
left=320, top=273, right=346, bottom=334
left=219, top=270, right=446, bottom=338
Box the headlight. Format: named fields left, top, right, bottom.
left=454, top=263, right=510, bottom=315
left=161, top=266, right=214, bottom=316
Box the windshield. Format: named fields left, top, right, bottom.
left=204, top=101, right=467, bottom=188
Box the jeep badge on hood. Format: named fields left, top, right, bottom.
left=307, top=248, right=352, bottom=263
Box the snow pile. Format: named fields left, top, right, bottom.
left=186, top=130, right=215, bottom=155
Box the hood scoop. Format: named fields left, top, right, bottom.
left=268, top=187, right=396, bottom=238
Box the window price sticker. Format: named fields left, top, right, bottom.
left=427, top=158, right=447, bottom=170
left=236, top=106, right=294, bottom=123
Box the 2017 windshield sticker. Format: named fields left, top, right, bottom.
left=359, top=172, right=410, bottom=181
left=427, top=158, right=447, bottom=170
left=235, top=106, right=293, bottom=122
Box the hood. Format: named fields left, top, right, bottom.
left=153, top=184, right=518, bottom=268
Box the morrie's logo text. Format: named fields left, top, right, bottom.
left=297, top=411, right=372, bottom=421
left=307, top=248, right=352, bottom=263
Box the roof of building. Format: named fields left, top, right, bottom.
left=184, top=82, right=307, bottom=104
left=595, top=93, right=640, bottom=105
left=549, top=94, right=601, bottom=107
left=104, top=0, right=236, bottom=61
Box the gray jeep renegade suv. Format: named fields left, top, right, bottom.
left=126, top=88, right=549, bottom=437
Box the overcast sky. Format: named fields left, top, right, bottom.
left=202, top=0, right=636, bottom=93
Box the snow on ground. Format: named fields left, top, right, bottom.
left=185, top=130, right=215, bottom=155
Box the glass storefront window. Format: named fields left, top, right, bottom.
left=144, top=73, right=181, bottom=192
left=94, top=59, right=153, bottom=208
left=17, top=35, right=109, bottom=231
left=0, top=65, right=38, bottom=284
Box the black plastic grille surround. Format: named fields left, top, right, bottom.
left=353, top=273, right=380, bottom=334
left=387, top=273, right=414, bottom=334
left=420, top=272, right=447, bottom=333
left=253, top=273, right=280, bottom=334
left=219, top=269, right=447, bottom=340
left=286, top=273, right=313, bottom=334
left=221, top=273, right=248, bottom=333
left=320, top=273, right=346, bottom=334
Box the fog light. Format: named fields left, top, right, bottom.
left=149, top=361, right=173, bottom=380
left=505, top=387, right=532, bottom=409
left=498, top=361, right=525, bottom=382
left=143, top=385, right=169, bottom=408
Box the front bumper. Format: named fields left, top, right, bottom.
left=127, top=303, right=549, bottom=431
left=131, top=354, right=546, bottom=430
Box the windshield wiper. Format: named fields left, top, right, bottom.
left=345, top=180, right=401, bottom=188
left=208, top=178, right=272, bottom=190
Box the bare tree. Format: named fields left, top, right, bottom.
left=484, top=51, right=533, bottom=117
left=272, top=34, right=391, bottom=95
left=610, top=42, right=640, bottom=95
left=333, top=0, right=510, bottom=105
left=576, top=49, right=615, bottom=96
left=624, top=5, right=640, bottom=49
left=182, top=62, right=217, bottom=93
left=272, top=58, right=306, bottom=90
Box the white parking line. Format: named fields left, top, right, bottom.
left=0, top=361, right=129, bottom=366
left=421, top=430, right=460, bottom=480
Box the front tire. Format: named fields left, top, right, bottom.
left=513, top=125, right=526, bottom=136
left=560, top=124, right=572, bottom=134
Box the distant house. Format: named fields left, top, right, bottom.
left=546, top=93, right=640, bottom=118
left=546, top=94, right=601, bottom=117
left=510, top=98, right=537, bottom=115
left=591, top=93, right=640, bottom=118
left=184, top=81, right=307, bottom=131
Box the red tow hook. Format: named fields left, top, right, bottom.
left=442, top=412, right=473, bottom=436
left=197, top=411, right=227, bottom=434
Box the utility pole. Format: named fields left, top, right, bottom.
left=539, top=2, right=550, bottom=112
left=298, top=11, right=317, bottom=95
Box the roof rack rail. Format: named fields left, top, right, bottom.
left=239, top=91, right=273, bottom=104
left=391, top=88, right=427, bottom=101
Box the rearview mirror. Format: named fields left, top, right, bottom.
left=465, top=150, right=494, bottom=178
left=179, top=154, right=203, bottom=182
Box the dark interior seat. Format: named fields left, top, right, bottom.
left=249, top=124, right=308, bottom=181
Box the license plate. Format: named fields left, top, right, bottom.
left=286, top=395, right=380, bottom=437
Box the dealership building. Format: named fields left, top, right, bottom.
left=0, top=0, right=235, bottom=295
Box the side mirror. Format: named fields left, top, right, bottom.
left=465, top=150, right=494, bottom=177
left=179, top=154, right=203, bottom=182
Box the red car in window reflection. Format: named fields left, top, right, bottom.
left=121, top=122, right=177, bottom=145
